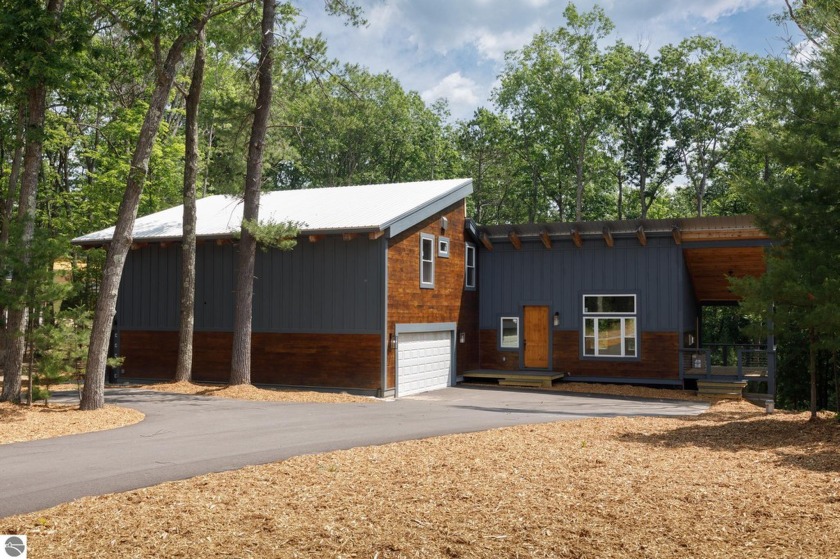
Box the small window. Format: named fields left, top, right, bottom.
left=500, top=317, right=519, bottom=348
left=420, top=233, right=435, bottom=289
left=465, top=243, right=476, bottom=289
left=438, top=237, right=450, bottom=258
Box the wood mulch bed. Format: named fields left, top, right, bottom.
left=2, top=400, right=838, bottom=558
left=0, top=402, right=144, bottom=445
left=552, top=381, right=709, bottom=401
left=137, top=381, right=377, bottom=404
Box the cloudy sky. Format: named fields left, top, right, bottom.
left=297, top=0, right=794, bottom=120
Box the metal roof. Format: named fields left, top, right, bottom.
left=481, top=215, right=765, bottom=240
left=72, top=178, right=473, bottom=245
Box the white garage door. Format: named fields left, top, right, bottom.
left=397, top=330, right=453, bottom=396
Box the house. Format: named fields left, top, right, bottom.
left=74, top=180, right=773, bottom=397
left=73, top=178, right=480, bottom=397
left=473, top=216, right=774, bottom=395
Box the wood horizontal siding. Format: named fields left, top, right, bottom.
left=479, top=329, right=520, bottom=370
left=554, top=330, right=679, bottom=380
left=478, top=329, right=679, bottom=380
left=119, top=331, right=381, bottom=389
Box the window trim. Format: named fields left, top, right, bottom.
left=419, top=233, right=435, bottom=289
left=499, top=316, right=519, bottom=349
left=465, top=242, right=476, bottom=290
left=582, top=294, right=638, bottom=359
left=438, top=237, right=450, bottom=258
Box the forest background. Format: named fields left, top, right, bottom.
left=0, top=0, right=836, bottom=414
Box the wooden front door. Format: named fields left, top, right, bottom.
left=523, top=305, right=550, bottom=369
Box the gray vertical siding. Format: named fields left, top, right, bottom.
left=117, top=237, right=384, bottom=333
left=118, top=243, right=181, bottom=330
left=478, top=236, right=688, bottom=332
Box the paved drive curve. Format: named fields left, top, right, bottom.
left=0, top=386, right=707, bottom=517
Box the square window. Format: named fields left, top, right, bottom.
left=438, top=237, right=450, bottom=258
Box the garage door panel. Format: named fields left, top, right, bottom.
left=397, top=330, right=452, bottom=396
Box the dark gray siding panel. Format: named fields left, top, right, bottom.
left=251, top=236, right=383, bottom=333
left=117, top=244, right=180, bottom=330
left=118, top=238, right=383, bottom=333
left=478, top=236, right=683, bottom=332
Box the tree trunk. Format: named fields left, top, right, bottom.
left=81, top=31, right=194, bottom=410
left=230, top=0, right=275, bottom=385
left=1, top=101, right=25, bottom=251
left=575, top=156, right=584, bottom=222
left=175, top=29, right=207, bottom=383
left=1, top=78, right=50, bottom=403
left=617, top=168, right=623, bottom=221
left=809, top=328, right=817, bottom=421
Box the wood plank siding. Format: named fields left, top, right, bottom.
left=120, top=331, right=381, bottom=389
left=386, top=200, right=480, bottom=389
left=479, top=329, right=679, bottom=380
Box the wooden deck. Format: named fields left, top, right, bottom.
left=461, top=370, right=565, bottom=389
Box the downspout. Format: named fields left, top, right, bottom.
left=380, top=235, right=389, bottom=397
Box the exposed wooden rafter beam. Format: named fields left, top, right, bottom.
left=480, top=232, right=493, bottom=251
left=602, top=227, right=614, bottom=248
left=130, top=242, right=148, bottom=250
left=368, top=230, right=384, bottom=240
left=159, top=241, right=170, bottom=249
left=508, top=231, right=521, bottom=250
left=342, top=233, right=358, bottom=241
left=570, top=227, right=583, bottom=248
left=636, top=225, right=647, bottom=247
left=539, top=230, right=552, bottom=249
left=216, top=238, right=232, bottom=246
left=308, top=234, right=324, bottom=243
left=672, top=226, right=682, bottom=245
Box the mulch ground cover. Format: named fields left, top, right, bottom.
left=2, top=400, right=838, bottom=558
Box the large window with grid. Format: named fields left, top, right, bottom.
left=582, top=295, right=637, bottom=358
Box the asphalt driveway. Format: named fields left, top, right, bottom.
left=0, top=386, right=707, bottom=517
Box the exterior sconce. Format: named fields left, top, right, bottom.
left=459, top=331, right=466, bottom=344
left=553, top=312, right=560, bottom=327
left=440, top=216, right=449, bottom=231
left=390, top=334, right=396, bottom=349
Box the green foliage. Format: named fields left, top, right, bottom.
left=240, top=218, right=301, bottom=252
left=732, top=4, right=840, bottom=415
left=31, top=307, right=91, bottom=406
left=284, top=65, right=451, bottom=187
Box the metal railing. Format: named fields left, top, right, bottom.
left=679, top=344, right=774, bottom=382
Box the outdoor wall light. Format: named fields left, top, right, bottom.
left=390, top=334, right=396, bottom=349
left=459, top=331, right=466, bottom=344
left=440, top=216, right=449, bottom=231
left=553, top=312, right=560, bottom=326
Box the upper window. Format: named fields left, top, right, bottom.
left=438, top=237, right=450, bottom=258
left=500, top=317, right=519, bottom=348
left=583, top=295, right=637, bottom=358
left=420, top=233, right=435, bottom=289
left=465, top=243, right=476, bottom=289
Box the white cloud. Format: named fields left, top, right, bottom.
left=421, top=72, right=481, bottom=106
left=296, top=0, right=786, bottom=121
left=472, top=25, right=541, bottom=62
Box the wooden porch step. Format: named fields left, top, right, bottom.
left=697, top=380, right=748, bottom=399
left=463, top=371, right=564, bottom=389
